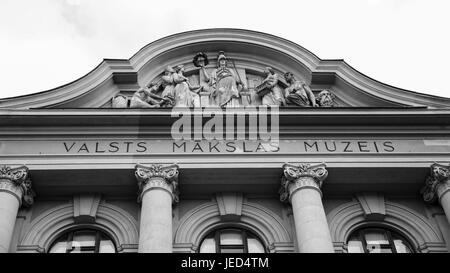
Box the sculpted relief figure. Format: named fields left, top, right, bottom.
left=126, top=53, right=336, bottom=109
left=160, top=66, right=176, bottom=107
left=259, top=67, right=284, bottom=106
left=193, top=52, right=214, bottom=107
left=316, top=89, right=336, bottom=107
left=193, top=52, right=212, bottom=93
left=173, top=65, right=201, bottom=108
left=130, top=82, right=165, bottom=108
left=283, top=72, right=317, bottom=107
left=210, top=51, right=245, bottom=107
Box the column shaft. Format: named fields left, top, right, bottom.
left=0, top=191, right=20, bottom=252
left=0, top=166, right=33, bottom=253
left=135, top=164, right=179, bottom=253
left=139, top=185, right=173, bottom=253
left=290, top=185, right=334, bottom=252
left=437, top=182, right=450, bottom=225
left=280, top=163, right=334, bottom=253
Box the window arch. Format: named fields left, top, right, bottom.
left=174, top=202, right=293, bottom=253
left=347, top=227, right=414, bottom=253
left=199, top=227, right=266, bottom=253
left=49, top=228, right=116, bottom=253
left=18, top=202, right=139, bottom=253
left=326, top=201, right=447, bottom=253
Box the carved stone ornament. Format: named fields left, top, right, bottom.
left=316, top=89, right=336, bottom=107
left=0, top=165, right=35, bottom=207
left=421, top=163, right=450, bottom=204
left=279, top=163, right=328, bottom=203
left=135, top=164, right=179, bottom=203
left=120, top=52, right=341, bottom=109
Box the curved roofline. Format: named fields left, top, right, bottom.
left=1, top=28, right=449, bottom=108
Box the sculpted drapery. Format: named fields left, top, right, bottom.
left=209, top=51, right=243, bottom=108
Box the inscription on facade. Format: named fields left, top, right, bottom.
left=2, top=139, right=450, bottom=156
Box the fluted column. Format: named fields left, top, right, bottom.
left=279, top=163, right=334, bottom=253
left=422, top=163, right=450, bottom=224
left=0, top=166, right=34, bottom=253
left=135, top=164, right=179, bottom=253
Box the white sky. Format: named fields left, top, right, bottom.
left=1, top=0, right=449, bottom=99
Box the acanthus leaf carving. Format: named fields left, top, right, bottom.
left=279, top=163, right=328, bottom=203
left=135, top=164, right=179, bottom=204
left=0, top=165, right=35, bottom=207
left=421, top=163, right=450, bottom=204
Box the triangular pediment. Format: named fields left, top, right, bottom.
left=1, top=29, right=449, bottom=109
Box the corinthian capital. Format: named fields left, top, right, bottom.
left=421, top=163, right=450, bottom=204
left=279, top=163, right=328, bottom=203
left=0, top=165, right=35, bottom=207
left=135, top=164, right=179, bottom=203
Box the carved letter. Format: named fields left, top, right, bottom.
left=304, top=141, right=319, bottom=152
left=173, top=142, right=187, bottom=153
left=342, top=141, right=353, bottom=152
left=63, top=142, right=76, bottom=152
left=383, top=141, right=395, bottom=152
left=78, top=143, right=90, bottom=153
left=136, top=142, right=148, bottom=153
left=226, top=142, right=236, bottom=152
left=109, top=142, right=119, bottom=153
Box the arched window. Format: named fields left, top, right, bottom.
left=49, top=229, right=116, bottom=253
left=199, top=228, right=265, bottom=253
left=347, top=228, right=414, bottom=253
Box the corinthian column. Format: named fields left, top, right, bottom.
left=135, top=164, right=179, bottom=253
left=421, top=163, right=450, bottom=224
left=279, top=163, right=334, bottom=253
left=0, top=165, right=34, bottom=253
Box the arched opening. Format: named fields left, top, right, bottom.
left=48, top=228, right=116, bottom=253
left=199, top=227, right=265, bottom=253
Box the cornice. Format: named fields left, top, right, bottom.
left=1, top=108, right=450, bottom=128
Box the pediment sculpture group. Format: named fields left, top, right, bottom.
left=123, top=51, right=336, bottom=109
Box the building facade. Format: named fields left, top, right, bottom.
left=1, top=29, right=450, bottom=253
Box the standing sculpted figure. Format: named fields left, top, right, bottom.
left=193, top=52, right=212, bottom=93
left=210, top=51, right=244, bottom=107
left=260, top=67, right=284, bottom=106
left=160, top=65, right=176, bottom=107
left=193, top=52, right=214, bottom=107
left=283, top=72, right=317, bottom=107
left=173, top=65, right=201, bottom=107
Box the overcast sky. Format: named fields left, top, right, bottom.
left=1, top=0, right=449, bottom=99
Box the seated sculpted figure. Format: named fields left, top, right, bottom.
left=130, top=82, right=165, bottom=108
left=283, top=72, right=317, bottom=107
left=260, top=67, right=284, bottom=106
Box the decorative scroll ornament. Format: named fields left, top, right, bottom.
left=0, top=165, right=35, bottom=207
left=421, top=163, right=450, bottom=204
left=279, top=163, right=328, bottom=203
left=135, top=164, right=179, bottom=203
